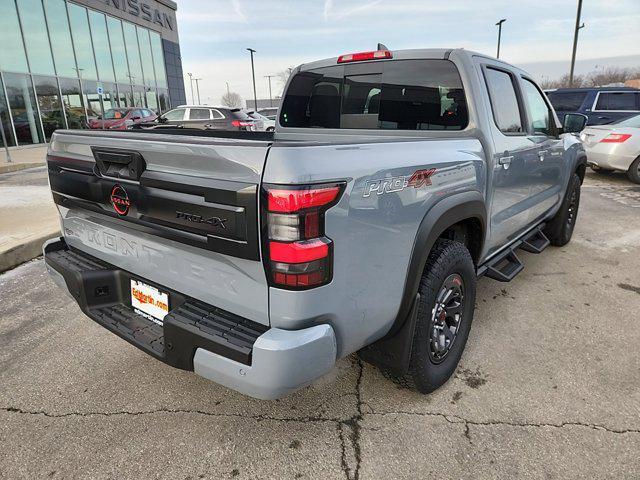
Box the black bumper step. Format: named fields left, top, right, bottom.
left=44, top=239, right=268, bottom=368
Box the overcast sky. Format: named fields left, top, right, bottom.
left=176, top=0, right=640, bottom=106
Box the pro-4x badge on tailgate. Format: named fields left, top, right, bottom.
left=110, top=184, right=130, bottom=215
left=176, top=211, right=228, bottom=229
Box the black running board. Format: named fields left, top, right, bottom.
left=478, top=225, right=549, bottom=282
left=520, top=227, right=550, bottom=254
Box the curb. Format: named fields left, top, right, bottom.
left=0, top=230, right=61, bottom=273
left=0, top=162, right=45, bottom=175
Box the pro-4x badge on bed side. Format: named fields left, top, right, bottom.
left=363, top=168, right=437, bottom=197
left=110, top=184, right=130, bottom=216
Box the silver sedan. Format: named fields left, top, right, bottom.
left=581, top=114, right=640, bottom=183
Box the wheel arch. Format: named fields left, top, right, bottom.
left=358, top=190, right=486, bottom=376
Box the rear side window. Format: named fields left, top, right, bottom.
left=230, top=109, right=252, bottom=120
left=484, top=68, right=523, bottom=134
left=546, top=91, right=587, bottom=111
left=211, top=109, right=224, bottom=119
left=280, top=60, right=468, bottom=131
left=595, top=92, right=639, bottom=111
left=188, top=108, right=211, bottom=120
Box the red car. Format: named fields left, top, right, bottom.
left=88, top=108, right=157, bottom=130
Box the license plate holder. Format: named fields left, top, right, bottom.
left=130, top=279, right=170, bottom=325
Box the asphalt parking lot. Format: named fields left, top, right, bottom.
left=1, top=170, right=639, bottom=479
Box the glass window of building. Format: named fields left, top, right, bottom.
left=116, top=84, right=132, bottom=107
left=106, top=17, right=130, bottom=84
left=0, top=0, right=29, bottom=73
left=67, top=3, right=97, bottom=80
left=149, top=32, right=167, bottom=89
left=33, top=75, right=65, bottom=140
left=137, top=26, right=155, bottom=88
left=88, top=10, right=115, bottom=83
left=101, top=82, right=118, bottom=110
left=122, top=21, right=143, bottom=86
left=132, top=86, right=145, bottom=107
left=0, top=75, right=17, bottom=147
left=59, top=77, right=86, bottom=129
left=16, top=0, right=56, bottom=75
left=43, top=0, right=77, bottom=78
left=82, top=80, right=103, bottom=118
left=145, top=89, right=158, bottom=112
left=4, top=72, right=44, bottom=145
left=158, top=89, right=170, bottom=113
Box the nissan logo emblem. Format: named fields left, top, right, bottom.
left=110, top=184, right=131, bottom=216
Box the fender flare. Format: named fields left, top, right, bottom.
left=358, top=190, right=487, bottom=376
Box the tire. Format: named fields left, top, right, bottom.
left=627, top=157, right=640, bottom=184
left=398, top=239, right=477, bottom=393
left=544, top=173, right=581, bottom=247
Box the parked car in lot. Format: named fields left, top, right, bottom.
left=257, top=107, right=278, bottom=120
left=247, top=111, right=275, bottom=131
left=141, top=105, right=257, bottom=131
left=88, top=108, right=157, bottom=130
left=546, top=87, right=640, bottom=126
left=582, top=113, right=640, bottom=183
left=43, top=48, right=587, bottom=399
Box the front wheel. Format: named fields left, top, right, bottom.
left=399, top=239, right=477, bottom=393
left=544, top=173, right=581, bottom=246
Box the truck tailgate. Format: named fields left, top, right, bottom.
left=47, top=130, right=271, bottom=325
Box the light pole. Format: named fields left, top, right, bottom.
left=264, top=75, right=275, bottom=107
left=246, top=48, right=258, bottom=111
left=569, top=0, right=585, bottom=87
left=187, top=72, right=195, bottom=104
left=194, top=78, right=202, bottom=105
left=495, top=19, right=506, bottom=59
left=226, top=82, right=230, bottom=95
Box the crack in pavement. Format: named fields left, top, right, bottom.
left=366, top=410, right=640, bottom=435
left=0, top=406, right=341, bottom=424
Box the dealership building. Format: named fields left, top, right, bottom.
left=0, top=0, right=186, bottom=148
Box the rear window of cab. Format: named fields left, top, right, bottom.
left=280, top=59, right=468, bottom=131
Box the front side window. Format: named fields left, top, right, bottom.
left=280, top=60, right=468, bottom=131
left=162, top=108, right=185, bottom=121
left=484, top=68, right=523, bottom=134
left=521, top=78, right=552, bottom=136
left=188, top=108, right=211, bottom=120
left=595, top=92, right=639, bottom=111
left=546, top=91, right=587, bottom=111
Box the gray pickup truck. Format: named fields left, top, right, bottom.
left=43, top=48, right=588, bottom=399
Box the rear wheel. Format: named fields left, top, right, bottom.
left=544, top=173, right=581, bottom=247
left=627, top=157, right=640, bottom=184
left=398, top=239, right=476, bottom=393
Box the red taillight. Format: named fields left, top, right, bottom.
left=263, top=182, right=344, bottom=289
left=268, top=185, right=341, bottom=213
left=337, top=50, right=392, bottom=64
left=232, top=120, right=253, bottom=128
left=600, top=133, right=631, bottom=143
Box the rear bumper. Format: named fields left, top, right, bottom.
left=586, top=149, right=636, bottom=172
left=43, top=237, right=337, bottom=400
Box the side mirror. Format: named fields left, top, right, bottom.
left=562, top=113, right=588, bottom=134
left=132, top=116, right=141, bottom=121
left=96, top=115, right=102, bottom=120
left=158, top=116, right=168, bottom=123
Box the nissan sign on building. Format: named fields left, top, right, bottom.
left=0, top=0, right=186, bottom=148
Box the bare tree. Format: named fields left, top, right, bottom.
left=277, top=67, right=295, bottom=92
left=540, top=67, right=640, bottom=89
left=221, top=91, right=244, bottom=108
left=585, top=67, right=640, bottom=87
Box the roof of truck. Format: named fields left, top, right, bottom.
left=295, top=47, right=516, bottom=73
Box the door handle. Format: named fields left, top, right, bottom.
left=498, top=156, right=513, bottom=170
left=538, top=150, right=548, bottom=161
